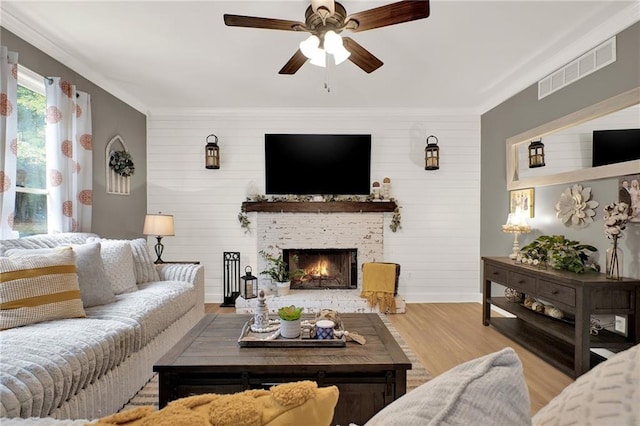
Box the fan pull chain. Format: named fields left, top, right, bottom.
left=324, top=52, right=331, bottom=93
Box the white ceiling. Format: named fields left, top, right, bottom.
left=2, top=1, right=638, bottom=115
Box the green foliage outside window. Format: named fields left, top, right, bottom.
left=15, top=84, right=47, bottom=235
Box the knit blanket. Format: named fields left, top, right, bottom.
left=360, top=263, right=397, bottom=313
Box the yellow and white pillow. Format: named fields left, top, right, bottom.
left=0, top=247, right=86, bottom=330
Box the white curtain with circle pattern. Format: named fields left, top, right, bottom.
left=0, top=46, right=19, bottom=239
left=45, top=77, right=92, bottom=233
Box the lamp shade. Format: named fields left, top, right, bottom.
left=143, top=213, right=175, bottom=236
left=501, top=210, right=531, bottom=234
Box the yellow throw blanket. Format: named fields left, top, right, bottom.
left=91, top=381, right=338, bottom=426
left=360, top=262, right=397, bottom=313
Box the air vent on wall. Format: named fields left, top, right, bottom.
left=538, top=37, right=616, bottom=100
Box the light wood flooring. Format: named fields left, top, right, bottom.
left=205, top=302, right=574, bottom=416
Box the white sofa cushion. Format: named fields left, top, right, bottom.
left=365, top=347, right=531, bottom=426
left=85, top=280, right=196, bottom=350
left=0, top=233, right=98, bottom=256
left=0, top=318, right=137, bottom=418
left=532, top=343, right=639, bottom=426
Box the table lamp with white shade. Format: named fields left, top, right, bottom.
left=143, top=213, right=175, bottom=263
left=501, top=208, right=531, bottom=259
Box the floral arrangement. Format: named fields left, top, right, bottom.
left=277, top=305, right=303, bottom=321
left=517, top=235, right=598, bottom=274
left=109, top=150, right=135, bottom=177
left=259, top=250, right=305, bottom=283
left=603, top=201, right=630, bottom=240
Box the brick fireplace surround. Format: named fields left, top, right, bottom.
left=235, top=206, right=406, bottom=314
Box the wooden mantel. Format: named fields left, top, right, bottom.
left=242, top=201, right=397, bottom=213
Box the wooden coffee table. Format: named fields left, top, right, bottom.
left=154, top=313, right=411, bottom=425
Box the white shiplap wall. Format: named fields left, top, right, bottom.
left=147, top=109, right=481, bottom=304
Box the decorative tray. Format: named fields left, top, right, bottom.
left=238, top=317, right=346, bottom=348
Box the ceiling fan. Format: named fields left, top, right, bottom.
left=223, top=0, right=430, bottom=75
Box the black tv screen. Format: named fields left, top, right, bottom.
left=265, top=134, right=371, bottom=195
left=592, top=128, right=640, bottom=167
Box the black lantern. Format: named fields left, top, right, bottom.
left=528, top=139, right=545, bottom=168
left=425, top=135, right=440, bottom=170
left=205, top=134, right=220, bottom=169
left=240, top=266, right=258, bottom=299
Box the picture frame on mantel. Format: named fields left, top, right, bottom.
left=510, top=188, right=535, bottom=218
left=619, top=173, right=640, bottom=223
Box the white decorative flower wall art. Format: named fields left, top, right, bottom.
left=555, top=184, right=599, bottom=228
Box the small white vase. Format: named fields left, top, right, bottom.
left=276, top=281, right=291, bottom=296
left=279, top=318, right=301, bottom=338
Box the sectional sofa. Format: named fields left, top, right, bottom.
left=0, top=233, right=204, bottom=421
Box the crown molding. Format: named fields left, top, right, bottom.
left=148, top=106, right=477, bottom=119
left=1, top=5, right=149, bottom=115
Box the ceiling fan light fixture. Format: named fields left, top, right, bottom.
left=323, top=30, right=343, bottom=54
left=309, top=49, right=327, bottom=67
left=332, top=45, right=351, bottom=65
left=300, top=35, right=321, bottom=59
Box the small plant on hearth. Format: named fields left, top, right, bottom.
left=278, top=305, right=303, bottom=321
left=259, top=250, right=305, bottom=283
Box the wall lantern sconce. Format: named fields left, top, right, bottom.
left=240, top=266, right=258, bottom=299
left=425, top=135, right=440, bottom=170
left=205, top=134, right=220, bottom=169
left=528, top=139, right=545, bottom=168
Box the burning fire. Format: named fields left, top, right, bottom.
left=305, top=258, right=330, bottom=277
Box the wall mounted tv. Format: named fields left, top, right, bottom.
left=265, top=134, right=371, bottom=195
left=592, top=128, right=640, bottom=167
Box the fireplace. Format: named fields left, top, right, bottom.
left=284, top=248, right=357, bottom=290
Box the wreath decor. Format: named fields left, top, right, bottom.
left=109, top=150, right=135, bottom=177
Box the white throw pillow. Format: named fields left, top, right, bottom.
left=532, top=344, right=639, bottom=426
left=129, top=238, right=160, bottom=283
left=95, top=240, right=137, bottom=294
left=365, top=347, right=531, bottom=426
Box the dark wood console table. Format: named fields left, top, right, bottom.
left=482, top=256, right=640, bottom=378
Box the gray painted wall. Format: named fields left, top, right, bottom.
left=1, top=28, right=147, bottom=239
left=481, top=22, right=640, bottom=281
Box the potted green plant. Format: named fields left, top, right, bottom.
left=517, top=235, right=598, bottom=274
left=259, top=250, right=305, bottom=296
left=278, top=305, right=303, bottom=338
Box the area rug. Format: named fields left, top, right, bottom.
left=120, top=314, right=432, bottom=412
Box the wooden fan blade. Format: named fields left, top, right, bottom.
left=223, top=14, right=305, bottom=31
left=279, top=49, right=308, bottom=74
left=346, top=1, right=430, bottom=32
left=342, top=37, right=383, bottom=73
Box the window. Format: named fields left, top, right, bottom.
left=15, top=65, right=47, bottom=236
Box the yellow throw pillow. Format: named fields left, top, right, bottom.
left=0, top=247, right=86, bottom=330
left=92, top=380, right=339, bottom=426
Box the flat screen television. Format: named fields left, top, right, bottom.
left=265, top=134, right=371, bottom=195
left=592, top=128, right=640, bottom=167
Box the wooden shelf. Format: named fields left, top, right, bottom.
left=242, top=201, right=397, bottom=213
left=482, top=256, right=640, bottom=378
left=489, top=297, right=630, bottom=347
left=489, top=317, right=605, bottom=376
